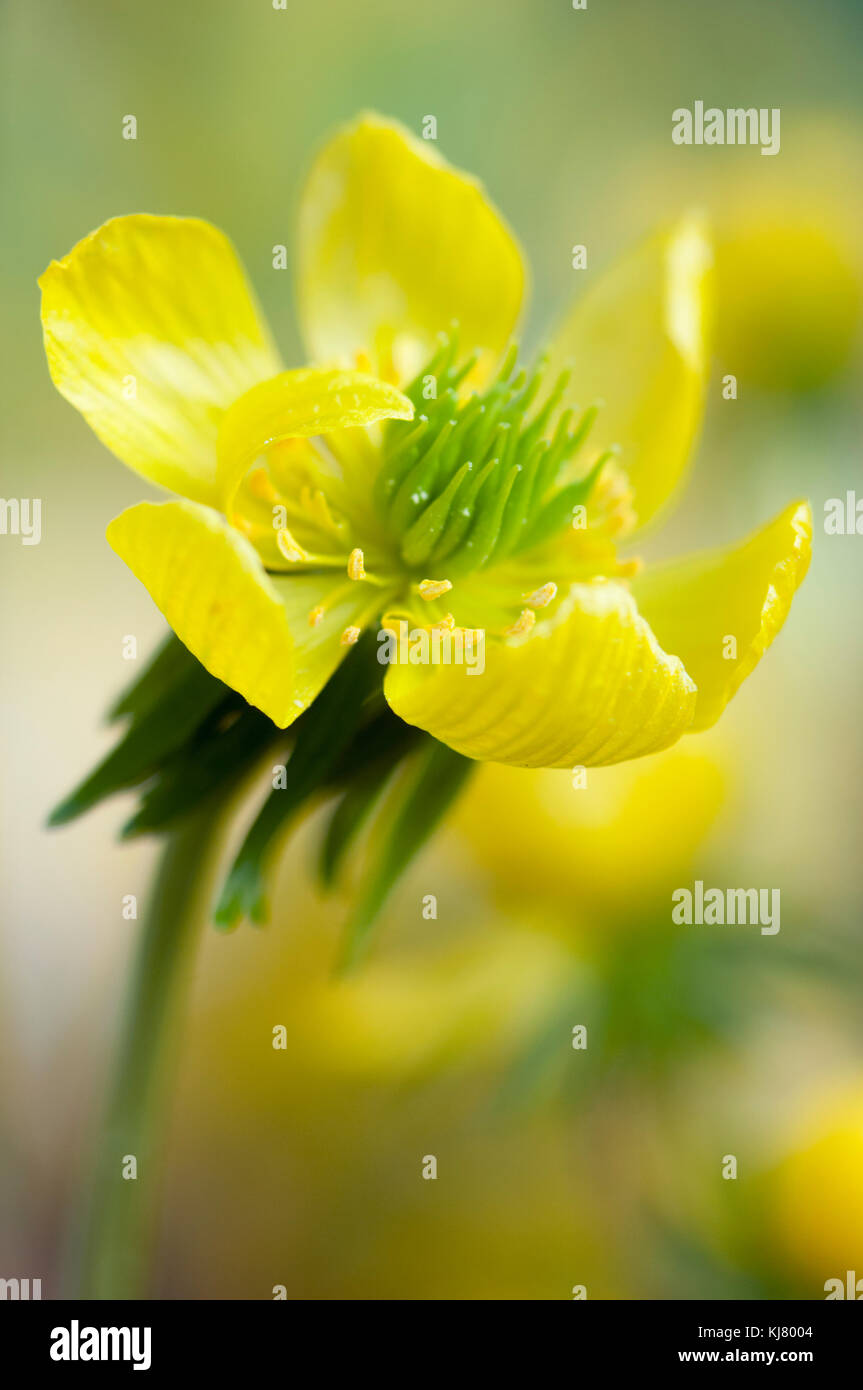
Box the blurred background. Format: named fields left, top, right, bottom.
left=2, top=0, right=862, bottom=1298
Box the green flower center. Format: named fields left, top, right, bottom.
left=375, top=333, right=608, bottom=581
left=244, top=332, right=621, bottom=645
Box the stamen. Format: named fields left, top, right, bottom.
left=417, top=578, right=453, bottom=601
left=306, top=580, right=361, bottom=628
left=340, top=626, right=362, bottom=646
left=523, top=581, right=557, bottom=608
left=432, top=613, right=456, bottom=631
left=276, top=528, right=309, bottom=563
left=505, top=609, right=536, bottom=638
left=347, top=547, right=366, bottom=580
left=274, top=534, right=356, bottom=571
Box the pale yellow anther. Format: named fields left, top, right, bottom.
left=276, top=528, right=308, bottom=563
left=418, top=578, right=453, bottom=601
left=347, top=547, right=366, bottom=581
left=308, top=605, right=325, bottom=627
left=617, top=557, right=644, bottom=579
left=432, top=613, right=456, bottom=631
left=523, top=581, right=557, bottom=608
left=340, top=625, right=361, bottom=646
left=505, top=609, right=536, bottom=638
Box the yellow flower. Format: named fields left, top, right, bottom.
left=712, top=120, right=863, bottom=394
left=454, top=750, right=727, bottom=935
left=40, top=112, right=811, bottom=768
left=717, top=219, right=860, bottom=394
left=768, top=1087, right=863, bottom=1285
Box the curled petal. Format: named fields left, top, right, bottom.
left=384, top=580, right=696, bottom=768
left=633, top=500, right=813, bottom=731
left=217, top=366, right=413, bottom=516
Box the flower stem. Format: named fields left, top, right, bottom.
left=73, top=801, right=227, bottom=1299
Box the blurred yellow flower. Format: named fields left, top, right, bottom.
left=627, top=118, right=863, bottom=393
left=455, top=750, right=726, bottom=932
left=769, top=1087, right=863, bottom=1287
left=717, top=219, right=860, bottom=393
left=189, top=832, right=570, bottom=1092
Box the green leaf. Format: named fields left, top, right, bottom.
left=213, top=635, right=385, bottom=929
left=121, top=704, right=280, bottom=838
left=327, top=707, right=422, bottom=787
left=48, top=659, right=231, bottom=826
left=338, top=739, right=474, bottom=972
left=318, top=771, right=389, bottom=891
left=107, top=632, right=200, bottom=724
left=316, top=712, right=422, bottom=888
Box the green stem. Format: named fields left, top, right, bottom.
left=74, top=802, right=226, bottom=1299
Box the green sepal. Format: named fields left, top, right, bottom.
left=213, top=635, right=386, bottom=929
left=48, top=656, right=231, bottom=827
left=317, top=713, right=422, bottom=889
left=318, top=772, right=389, bottom=891
left=106, top=633, right=199, bottom=724
left=120, top=703, right=280, bottom=838
left=337, top=739, right=474, bottom=973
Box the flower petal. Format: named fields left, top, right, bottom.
left=383, top=580, right=696, bottom=768
left=40, top=215, right=280, bottom=506
left=297, top=113, right=526, bottom=383
left=107, top=500, right=373, bottom=728
left=633, top=500, right=812, bottom=732
left=217, top=366, right=413, bottom=515
left=546, top=214, right=713, bottom=532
